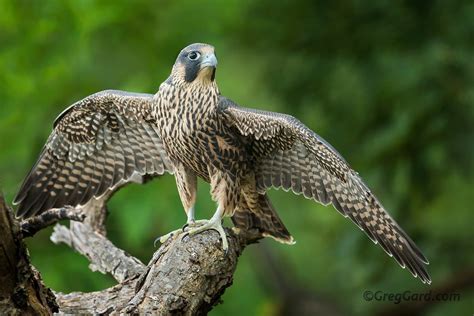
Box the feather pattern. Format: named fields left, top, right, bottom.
left=219, top=96, right=431, bottom=284
left=14, top=90, right=173, bottom=217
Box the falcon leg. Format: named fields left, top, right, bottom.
left=182, top=206, right=208, bottom=230
left=156, top=165, right=201, bottom=246
left=182, top=205, right=228, bottom=252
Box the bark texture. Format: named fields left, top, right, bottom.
left=0, top=195, right=58, bottom=315
left=0, top=192, right=261, bottom=315
left=55, top=227, right=258, bottom=315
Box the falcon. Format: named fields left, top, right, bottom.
left=14, top=43, right=431, bottom=284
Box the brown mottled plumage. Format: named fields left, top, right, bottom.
left=14, top=43, right=430, bottom=284
left=14, top=91, right=173, bottom=218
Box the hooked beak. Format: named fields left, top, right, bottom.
left=200, top=53, right=218, bottom=69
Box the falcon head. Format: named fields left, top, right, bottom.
left=171, top=43, right=218, bottom=84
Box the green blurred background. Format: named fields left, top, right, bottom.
left=1, top=0, right=473, bottom=315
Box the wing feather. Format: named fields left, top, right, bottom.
left=111, top=137, right=126, bottom=186
left=219, top=96, right=431, bottom=284
left=14, top=90, right=172, bottom=217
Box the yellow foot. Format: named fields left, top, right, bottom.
left=154, top=220, right=209, bottom=247
left=182, top=219, right=209, bottom=231
left=182, top=218, right=229, bottom=252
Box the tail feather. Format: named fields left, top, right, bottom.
left=232, top=194, right=295, bottom=244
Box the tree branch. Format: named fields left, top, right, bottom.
left=3, top=185, right=263, bottom=315
left=50, top=221, right=145, bottom=283
left=20, top=207, right=85, bottom=238
left=55, top=227, right=260, bottom=314
left=0, top=195, right=58, bottom=314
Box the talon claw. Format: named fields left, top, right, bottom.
left=221, top=237, right=229, bottom=254
left=182, top=223, right=189, bottom=232
left=154, top=233, right=171, bottom=247
left=154, top=229, right=181, bottom=247
left=181, top=232, right=189, bottom=241
left=156, top=218, right=229, bottom=251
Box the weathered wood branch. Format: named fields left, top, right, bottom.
left=56, top=227, right=260, bottom=314
left=0, top=195, right=58, bottom=315
left=1, top=190, right=262, bottom=315
left=20, top=207, right=85, bottom=238
left=50, top=221, right=146, bottom=283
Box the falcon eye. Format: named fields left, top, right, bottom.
left=187, top=51, right=200, bottom=61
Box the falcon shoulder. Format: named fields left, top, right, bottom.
left=218, top=96, right=431, bottom=284
left=14, top=90, right=173, bottom=218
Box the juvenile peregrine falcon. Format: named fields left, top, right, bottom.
left=14, top=43, right=431, bottom=284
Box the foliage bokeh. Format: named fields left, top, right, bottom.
left=0, top=1, right=473, bottom=315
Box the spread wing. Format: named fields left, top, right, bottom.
left=14, top=90, right=173, bottom=218
left=219, top=96, right=431, bottom=284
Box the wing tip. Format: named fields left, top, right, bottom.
left=16, top=198, right=40, bottom=219
left=15, top=203, right=32, bottom=219
left=397, top=241, right=432, bottom=285
left=12, top=197, right=21, bottom=206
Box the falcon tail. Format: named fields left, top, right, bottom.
left=232, top=194, right=295, bottom=244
